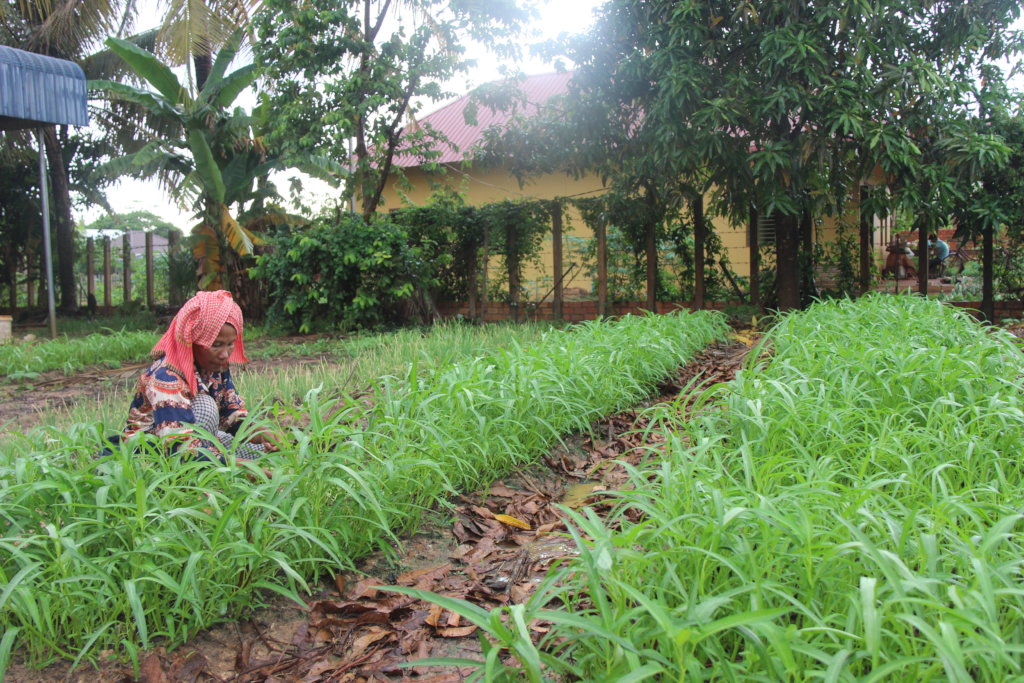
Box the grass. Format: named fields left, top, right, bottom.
left=0, top=311, right=729, bottom=673
left=0, top=330, right=159, bottom=379
left=9, top=322, right=558, bottom=432
left=438, top=295, right=1024, bottom=681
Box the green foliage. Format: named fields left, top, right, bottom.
left=478, top=200, right=550, bottom=301
left=0, top=311, right=728, bottom=671
left=388, top=191, right=481, bottom=301
left=814, top=221, right=861, bottom=299
left=81, top=212, right=180, bottom=239
left=253, top=0, right=530, bottom=219
left=253, top=213, right=441, bottom=333
left=89, top=32, right=325, bottom=300
left=572, top=193, right=738, bottom=302
left=0, top=150, right=43, bottom=304
left=520, top=0, right=1023, bottom=309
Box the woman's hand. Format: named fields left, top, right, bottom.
left=249, top=428, right=282, bottom=452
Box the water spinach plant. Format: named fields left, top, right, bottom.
left=0, top=310, right=728, bottom=672
left=456, top=295, right=1024, bottom=681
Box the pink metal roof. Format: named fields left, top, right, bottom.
left=391, top=71, right=574, bottom=168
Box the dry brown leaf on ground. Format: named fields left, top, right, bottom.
left=396, top=564, right=452, bottom=589
left=493, top=513, right=531, bottom=530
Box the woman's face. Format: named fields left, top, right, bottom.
left=194, top=323, right=237, bottom=373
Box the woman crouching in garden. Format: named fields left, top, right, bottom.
left=122, top=290, right=276, bottom=461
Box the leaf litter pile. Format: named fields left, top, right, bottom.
left=10, top=337, right=753, bottom=683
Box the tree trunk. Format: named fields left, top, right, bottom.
left=42, top=126, right=77, bottom=312
left=193, top=53, right=212, bottom=92
left=5, top=242, right=16, bottom=314
left=775, top=213, right=801, bottom=311
left=749, top=206, right=760, bottom=310
left=982, top=225, right=994, bottom=322
left=645, top=218, right=657, bottom=312
left=859, top=186, right=873, bottom=294
left=917, top=220, right=929, bottom=295
left=693, top=197, right=706, bottom=310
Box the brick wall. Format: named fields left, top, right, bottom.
left=949, top=300, right=1024, bottom=320
left=437, top=299, right=1024, bottom=323
left=437, top=300, right=748, bottom=323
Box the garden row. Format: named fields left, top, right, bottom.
left=0, top=310, right=729, bottom=673
left=460, top=295, right=1024, bottom=681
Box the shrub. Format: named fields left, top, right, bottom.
left=253, top=213, right=441, bottom=332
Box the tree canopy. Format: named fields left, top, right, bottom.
left=253, top=0, right=532, bottom=221
left=526, top=0, right=1023, bottom=309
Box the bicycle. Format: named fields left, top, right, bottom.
left=937, top=248, right=971, bottom=276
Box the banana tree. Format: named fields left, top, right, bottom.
left=90, top=31, right=328, bottom=301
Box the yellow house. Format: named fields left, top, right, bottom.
left=379, top=72, right=894, bottom=302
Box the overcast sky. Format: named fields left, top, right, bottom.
left=80, top=0, right=606, bottom=229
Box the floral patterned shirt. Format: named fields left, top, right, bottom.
left=123, top=357, right=247, bottom=452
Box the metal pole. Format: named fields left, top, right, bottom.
left=37, top=129, right=57, bottom=338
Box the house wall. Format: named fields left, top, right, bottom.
left=380, top=164, right=881, bottom=299
left=382, top=165, right=606, bottom=298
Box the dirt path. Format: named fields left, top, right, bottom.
left=4, top=339, right=753, bottom=683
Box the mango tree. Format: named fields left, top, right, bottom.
left=549, top=0, right=1022, bottom=310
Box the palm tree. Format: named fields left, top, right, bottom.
left=0, top=0, right=137, bottom=311
left=1, top=0, right=264, bottom=311
left=91, top=31, right=342, bottom=310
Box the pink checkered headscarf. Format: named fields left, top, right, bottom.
left=153, top=290, right=248, bottom=395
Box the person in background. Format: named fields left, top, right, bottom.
left=883, top=232, right=917, bottom=279
left=122, top=290, right=276, bottom=461
left=928, top=233, right=950, bottom=272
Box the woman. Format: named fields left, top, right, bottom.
left=123, top=290, right=274, bottom=460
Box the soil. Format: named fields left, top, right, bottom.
left=4, top=338, right=754, bottom=682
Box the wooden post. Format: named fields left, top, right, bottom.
left=645, top=218, right=657, bottom=313
left=86, top=238, right=95, bottom=306
left=597, top=212, right=608, bottom=317
left=982, top=225, right=994, bottom=322
left=749, top=206, right=760, bottom=311
left=551, top=200, right=564, bottom=322
left=507, top=221, right=520, bottom=323
left=167, top=231, right=180, bottom=308
left=859, top=186, right=872, bottom=295
left=145, top=232, right=154, bottom=310
left=26, top=260, right=35, bottom=309
left=693, top=196, right=706, bottom=311
left=480, top=225, right=489, bottom=322
left=122, top=233, right=132, bottom=304
left=917, top=220, right=929, bottom=295
left=467, top=243, right=478, bottom=321
left=6, top=249, right=15, bottom=313
left=103, top=236, right=113, bottom=314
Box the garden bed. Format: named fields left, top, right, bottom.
left=0, top=312, right=729, bottom=677
left=3, top=336, right=752, bottom=682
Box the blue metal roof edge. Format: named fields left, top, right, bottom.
left=0, top=45, right=89, bottom=128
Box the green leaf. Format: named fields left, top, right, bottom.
left=186, top=126, right=226, bottom=203
left=209, top=64, right=261, bottom=109
left=104, top=37, right=184, bottom=103
left=200, top=28, right=245, bottom=99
